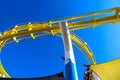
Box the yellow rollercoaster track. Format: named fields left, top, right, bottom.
left=0, top=7, right=120, bottom=78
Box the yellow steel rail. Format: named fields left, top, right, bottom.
left=0, top=7, right=120, bottom=78
left=70, top=34, right=96, bottom=65
left=0, top=33, right=96, bottom=78
left=0, top=7, right=120, bottom=48
left=56, top=33, right=96, bottom=65
left=0, top=62, right=10, bottom=78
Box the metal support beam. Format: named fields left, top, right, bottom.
left=59, top=20, right=78, bottom=80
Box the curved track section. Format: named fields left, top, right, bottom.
left=0, top=62, right=10, bottom=78
left=0, top=7, right=120, bottom=78
left=0, top=33, right=96, bottom=78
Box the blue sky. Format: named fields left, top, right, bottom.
left=0, top=0, right=120, bottom=79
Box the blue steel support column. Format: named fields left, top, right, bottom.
left=59, top=20, right=79, bottom=80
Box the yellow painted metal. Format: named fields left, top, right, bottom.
left=0, top=7, right=120, bottom=42
left=70, top=34, right=96, bottom=65
left=90, top=58, right=120, bottom=80
left=0, top=62, right=10, bottom=78
left=28, top=23, right=35, bottom=39
left=0, top=33, right=96, bottom=78
left=0, top=7, right=120, bottom=78
left=12, top=26, right=19, bottom=42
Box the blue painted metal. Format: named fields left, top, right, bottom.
left=59, top=21, right=78, bottom=80
left=65, top=60, right=78, bottom=80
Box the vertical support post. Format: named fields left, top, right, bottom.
left=59, top=20, right=78, bottom=80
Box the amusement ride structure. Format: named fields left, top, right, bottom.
left=0, top=7, right=120, bottom=80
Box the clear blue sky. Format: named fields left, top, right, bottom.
left=0, top=0, right=120, bottom=79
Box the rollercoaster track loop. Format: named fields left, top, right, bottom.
left=0, top=7, right=120, bottom=78
left=0, top=7, right=120, bottom=43
left=0, top=33, right=96, bottom=78
left=0, top=62, right=10, bottom=78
